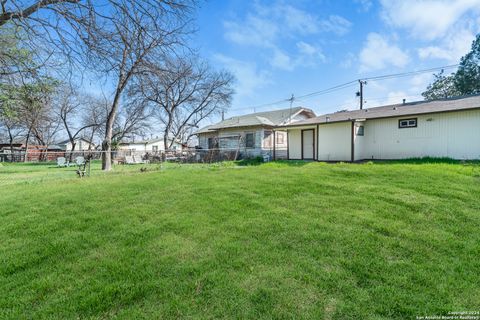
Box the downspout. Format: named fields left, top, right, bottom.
left=286, top=130, right=289, bottom=160
left=351, top=121, right=355, bottom=162
left=316, top=124, right=319, bottom=161
left=273, top=129, right=276, bottom=161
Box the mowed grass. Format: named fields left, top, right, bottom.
left=1, top=160, right=480, bottom=319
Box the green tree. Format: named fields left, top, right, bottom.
left=455, top=34, right=480, bottom=95
left=422, top=34, right=480, bottom=100
left=421, top=70, right=461, bottom=100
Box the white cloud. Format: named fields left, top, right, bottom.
left=296, top=41, right=326, bottom=63
left=269, top=42, right=326, bottom=71
left=222, top=2, right=351, bottom=71
left=340, top=52, right=356, bottom=69
left=320, top=15, right=352, bottom=35
left=214, top=54, right=272, bottom=98
left=223, top=15, right=278, bottom=47
left=296, top=41, right=317, bottom=56
left=359, top=33, right=410, bottom=72
left=281, top=4, right=320, bottom=35
left=380, top=0, right=480, bottom=40
left=271, top=49, right=293, bottom=71
left=384, top=91, right=410, bottom=105
left=354, top=0, right=373, bottom=12
left=410, top=73, right=435, bottom=93
left=418, top=27, right=475, bottom=62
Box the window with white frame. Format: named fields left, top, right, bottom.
left=277, top=132, right=285, bottom=144
left=399, top=118, right=417, bottom=128
left=263, top=131, right=273, bottom=148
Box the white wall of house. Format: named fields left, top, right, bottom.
left=358, top=109, right=480, bottom=160
left=317, top=122, right=351, bottom=161
left=287, top=129, right=302, bottom=159
left=118, top=140, right=182, bottom=153
left=288, top=108, right=480, bottom=161
left=62, top=139, right=94, bottom=151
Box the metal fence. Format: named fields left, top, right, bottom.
left=0, top=147, right=286, bottom=164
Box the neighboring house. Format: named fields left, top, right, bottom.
left=56, top=138, right=95, bottom=151
left=0, top=141, right=64, bottom=162
left=118, top=138, right=183, bottom=154
left=195, top=107, right=316, bottom=159
left=282, top=95, right=480, bottom=161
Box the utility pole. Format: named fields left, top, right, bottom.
left=357, top=80, right=367, bottom=110
left=221, top=110, right=224, bottom=121
left=289, top=94, right=295, bottom=123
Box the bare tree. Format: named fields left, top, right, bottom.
left=81, top=95, right=107, bottom=150
left=134, top=57, right=234, bottom=149
left=0, top=1, right=82, bottom=27
left=54, top=85, right=100, bottom=156
left=2, top=1, right=198, bottom=168
left=79, top=1, right=195, bottom=170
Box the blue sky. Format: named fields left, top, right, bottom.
left=192, top=0, right=480, bottom=120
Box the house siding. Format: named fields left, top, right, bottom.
left=287, top=108, right=480, bottom=161
left=317, top=122, right=351, bottom=161
left=358, top=109, right=480, bottom=160
left=288, top=130, right=302, bottom=159
left=197, top=127, right=287, bottom=158
left=118, top=140, right=182, bottom=154
left=61, top=140, right=94, bottom=151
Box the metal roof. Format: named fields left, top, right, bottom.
left=281, top=94, right=480, bottom=127
left=196, top=107, right=315, bottom=134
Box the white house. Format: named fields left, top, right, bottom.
left=118, top=137, right=183, bottom=154
left=195, top=107, right=316, bottom=159
left=56, top=138, right=95, bottom=151
left=281, top=95, right=480, bottom=161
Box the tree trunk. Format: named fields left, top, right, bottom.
left=163, top=133, right=169, bottom=153
left=102, top=97, right=119, bottom=171
left=24, top=128, right=32, bottom=163
left=69, top=142, right=76, bottom=162
left=102, top=138, right=112, bottom=170
left=7, top=128, right=14, bottom=161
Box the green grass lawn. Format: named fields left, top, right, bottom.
left=1, top=160, right=479, bottom=319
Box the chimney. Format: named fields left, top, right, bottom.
left=402, top=99, right=406, bottom=105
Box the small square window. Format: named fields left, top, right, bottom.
left=357, top=125, right=364, bottom=136
left=399, top=118, right=417, bottom=128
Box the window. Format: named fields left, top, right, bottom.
left=245, top=133, right=255, bottom=148
left=152, top=145, right=158, bottom=152
left=208, top=137, right=218, bottom=149
left=399, top=118, right=417, bottom=128
left=277, top=132, right=285, bottom=144
left=357, top=125, right=364, bottom=136
left=263, top=131, right=273, bottom=148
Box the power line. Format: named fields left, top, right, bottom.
left=363, top=64, right=459, bottom=82
left=225, top=63, right=460, bottom=115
